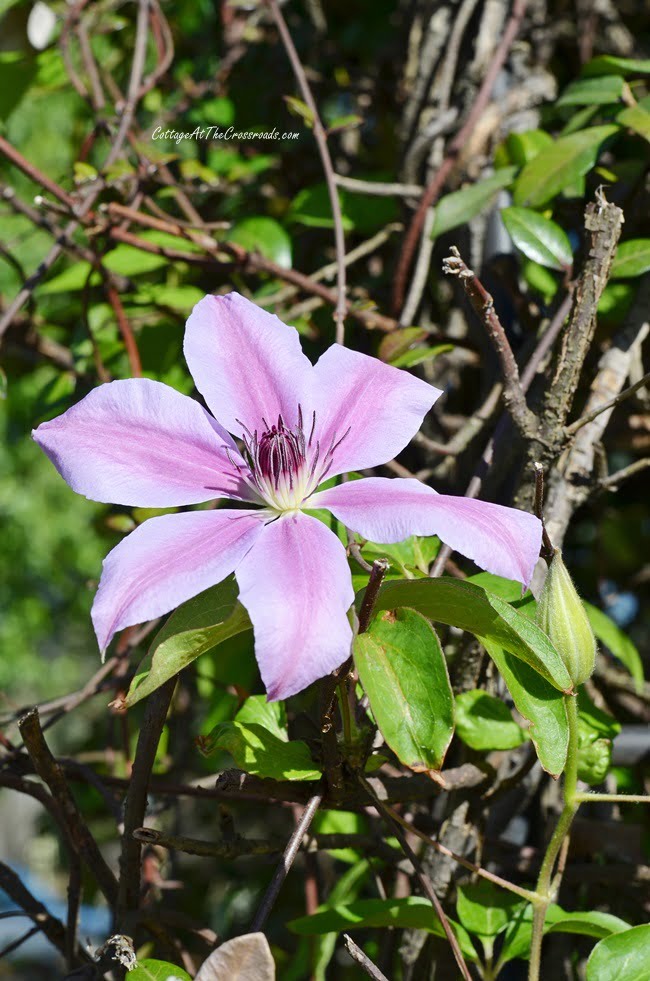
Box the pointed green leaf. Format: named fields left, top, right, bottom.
left=584, top=601, right=644, bottom=692
left=227, top=217, right=292, bottom=269
left=359, top=578, right=573, bottom=692
left=455, top=689, right=527, bottom=751
left=586, top=925, right=650, bottom=981
left=504, top=129, right=554, bottom=166
left=430, top=168, right=517, bottom=238
left=500, top=904, right=631, bottom=966
left=610, top=239, right=650, bottom=279
left=129, top=960, right=191, bottom=981
left=557, top=75, right=625, bottom=106
left=617, top=100, right=650, bottom=143
left=501, top=206, right=573, bottom=270
left=513, top=126, right=619, bottom=208
left=288, top=897, right=478, bottom=962
left=354, top=608, right=454, bottom=773
left=582, top=55, right=650, bottom=77
left=483, top=639, right=568, bottom=776
left=124, top=578, right=251, bottom=708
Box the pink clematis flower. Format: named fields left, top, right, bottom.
left=34, top=292, right=542, bottom=701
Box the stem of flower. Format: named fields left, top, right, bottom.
left=528, top=693, right=580, bottom=981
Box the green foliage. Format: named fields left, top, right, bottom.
left=289, top=897, right=478, bottom=961
left=501, top=206, right=573, bottom=270
left=586, top=925, right=650, bottom=980
left=129, top=961, right=192, bottom=981
left=455, top=689, right=527, bottom=751
left=513, top=125, right=619, bottom=207
left=125, top=577, right=251, bottom=708
left=430, top=168, right=517, bottom=238
left=354, top=608, right=454, bottom=772
left=200, top=694, right=321, bottom=781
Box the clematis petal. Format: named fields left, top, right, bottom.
left=235, top=511, right=354, bottom=701
left=33, top=378, right=255, bottom=507
left=311, top=345, right=441, bottom=478
left=92, top=509, right=266, bottom=652
left=310, top=477, right=542, bottom=587
left=184, top=292, right=314, bottom=437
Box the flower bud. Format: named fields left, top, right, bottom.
left=536, top=548, right=597, bottom=687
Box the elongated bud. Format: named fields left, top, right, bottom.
left=536, top=549, right=597, bottom=686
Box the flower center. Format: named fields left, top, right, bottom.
left=229, top=406, right=350, bottom=511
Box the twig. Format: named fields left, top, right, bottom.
left=392, top=0, right=529, bottom=313
left=343, top=934, right=391, bottom=981
left=443, top=246, right=536, bottom=436
left=250, top=792, right=324, bottom=931
left=116, top=677, right=176, bottom=933
left=359, top=775, right=473, bottom=981
left=18, top=708, right=119, bottom=905
left=0, top=861, right=69, bottom=958
left=103, top=279, right=143, bottom=376
left=565, top=370, right=650, bottom=435
left=533, top=463, right=554, bottom=559
left=358, top=559, right=390, bottom=633
left=265, top=0, right=347, bottom=342
left=334, top=174, right=423, bottom=198
left=600, top=457, right=650, bottom=490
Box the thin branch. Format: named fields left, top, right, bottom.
left=565, top=370, right=650, bottom=435
left=392, top=0, right=529, bottom=313
left=250, top=792, right=324, bottom=931
left=334, top=174, right=423, bottom=198
left=116, top=677, right=176, bottom=933
left=443, top=246, right=536, bottom=436
left=18, top=708, right=119, bottom=906
left=599, top=457, right=650, bottom=491
left=0, top=861, right=69, bottom=959
left=359, top=775, right=473, bottom=981
left=265, top=0, right=347, bottom=342
left=343, top=934, right=390, bottom=981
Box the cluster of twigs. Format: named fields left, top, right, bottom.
left=1, top=0, right=649, bottom=978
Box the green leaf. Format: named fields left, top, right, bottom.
left=360, top=578, right=573, bottom=693
left=557, top=75, right=625, bottom=106
left=39, top=261, right=98, bottom=294
left=455, top=689, right=527, bottom=751
left=501, top=207, right=573, bottom=271
left=390, top=344, right=453, bottom=368
left=288, top=183, right=397, bottom=233
left=378, top=327, right=428, bottom=363
left=234, top=695, right=288, bottom=740
left=500, top=904, right=631, bottom=966
left=483, top=640, right=568, bottom=776
left=456, top=881, right=523, bottom=937
left=124, top=578, right=251, bottom=708
left=430, top=168, right=517, bottom=238
left=584, top=601, right=645, bottom=691
left=284, top=95, right=314, bottom=127
left=583, top=55, right=650, bottom=77
left=617, top=100, right=650, bottom=143
left=288, top=897, right=478, bottom=962
left=521, top=258, right=559, bottom=301
left=586, top=925, right=650, bottom=981
left=227, top=217, right=292, bottom=269
left=129, top=960, right=191, bottom=981
left=513, top=126, right=619, bottom=208
left=610, top=239, right=650, bottom=279
left=200, top=720, right=322, bottom=781
left=504, top=129, right=554, bottom=166
left=354, top=608, right=454, bottom=773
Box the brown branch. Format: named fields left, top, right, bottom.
left=442, top=246, right=536, bottom=437
left=17, top=709, right=119, bottom=905
left=565, top=370, right=650, bottom=435
left=116, top=676, right=176, bottom=933
left=359, top=774, right=473, bottom=981
left=104, top=280, right=143, bottom=376
left=250, top=792, right=323, bottom=931
left=0, top=862, right=74, bottom=960
left=264, top=0, right=347, bottom=342
left=392, top=0, right=529, bottom=314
